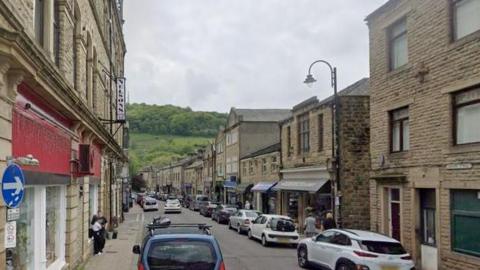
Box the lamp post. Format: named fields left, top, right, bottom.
left=303, top=60, right=341, bottom=227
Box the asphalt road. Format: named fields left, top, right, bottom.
left=141, top=202, right=303, bottom=270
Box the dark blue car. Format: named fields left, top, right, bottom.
left=133, top=221, right=225, bottom=270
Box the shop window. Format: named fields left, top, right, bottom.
left=451, top=189, right=480, bottom=257
left=388, top=18, right=408, bottom=70
left=13, top=187, right=35, bottom=269
left=420, top=189, right=436, bottom=246
left=390, top=107, right=409, bottom=152
left=453, top=0, right=480, bottom=40
left=89, top=184, right=99, bottom=221
left=46, top=186, right=61, bottom=266
left=454, top=87, right=480, bottom=144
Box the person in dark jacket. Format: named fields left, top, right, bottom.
left=321, top=212, right=336, bottom=231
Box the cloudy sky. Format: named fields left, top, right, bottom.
left=124, top=0, right=386, bottom=113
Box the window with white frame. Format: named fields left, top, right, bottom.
left=390, top=107, right=410, bottom=152
left=388, top=18, right=408, bottom=70
left=454, top=87, right=480, bottom=144
left=453, top=0, right=480, bottom=40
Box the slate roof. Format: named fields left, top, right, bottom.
left=241, top=143, right=281, bottom=160
left=233, top=108, right=292, bottom=122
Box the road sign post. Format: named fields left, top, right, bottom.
left=1, top=164, right=25, bottom=208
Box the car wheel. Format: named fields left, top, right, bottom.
left=261, top=235, right=269, bottom=247
left=237, top=224, right=242, bottom=234
left=248, top=230, right=253, bottom=239
left=336, top=261, right=356, bottom=270
left=297, top=246, right=310, bottom=268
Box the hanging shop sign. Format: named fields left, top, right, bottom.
left=116, top=77, right=126, bottom=123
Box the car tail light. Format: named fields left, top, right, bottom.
left=138, top=262, right=145, bottom=270
left=353, top=250, right=378, bottom=258
left=401, top=255, right=412, bottom=260
left=219, top=261, right=226, bottom=270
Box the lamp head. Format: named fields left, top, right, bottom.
left=303, top=74, right=316, bottom=88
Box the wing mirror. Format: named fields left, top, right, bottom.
left=132, top=245, right=141, bottom=254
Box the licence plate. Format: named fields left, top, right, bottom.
left=277, top=238, right=290, bottom=243
left=381, top=267, right=399, bottom=270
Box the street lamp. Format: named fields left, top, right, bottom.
left=303, top=60, right=341, bottom=227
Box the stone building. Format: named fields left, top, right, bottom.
left=202, top=143, right=215, bottom=197
left=277, top=78, right=370, bottom=232
left=223, top=108, right=291, bottom=204
left=214, top=128, right=226, bottom=201
left=240, top=143, right=281, bottom=214
left=366, top=0, right=480, bottom=269
left=0, top=0, right=127, bottom=269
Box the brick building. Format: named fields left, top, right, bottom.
left=240, top=143, right=281, bottom=214
left=277, top=78, right=370, bottom=232
left=366, top=0, right=480, bottom=269
left=0, top=0, right=127, bottom=269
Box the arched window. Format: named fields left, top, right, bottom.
left=86, top=32, right=92, bottom=104
left=73, top=2, right=81, bottom=90
left=92, top=49, right=98, bottom=112
left=53, top=0, right=60, bottom=66
left=34, top=0, right=45, bottom=46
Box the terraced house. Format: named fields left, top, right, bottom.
left=0, top=0, right=128, bottom=269
left=366, top=0, right=480, bottom=269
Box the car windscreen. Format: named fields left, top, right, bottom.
left=197, top=196, right=209, bottom=201
left=147, top=239, right=217, bottom=270
left=166, top=200, right=180, bottom=204
left=359, top=241, right=407, bottom=255
left=245, top=212, right=260, bottom=218
left=270, top=218, right=296, bottom=232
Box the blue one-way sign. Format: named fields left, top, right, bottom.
left=1, top=164, right=25, bottom=208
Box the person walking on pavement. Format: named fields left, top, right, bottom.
left=91, top=211, right=107, bottom=255
left=304, top=212, right=317, bottom=237
left=321, top=212, right=336, bottom=231
left=236, top=200, right=243, bottom=210
left=245, top=200, right=251, bottom=210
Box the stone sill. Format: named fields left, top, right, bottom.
left=447, top=143, right=480, bottom=155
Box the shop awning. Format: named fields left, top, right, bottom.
left=251, top=182, right=278, bottom=193
left=223, top=180, right=237, bottom=189
left=236, top=183, right=254, bottom=193
left=272, top=179, right=329, bottom=193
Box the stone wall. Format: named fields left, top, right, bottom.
left=240, top=151, right=281, bottom=185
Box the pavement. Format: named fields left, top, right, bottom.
left=83, top=201, right=303, bottom=270
left=83, top=204, right=145, bottom=270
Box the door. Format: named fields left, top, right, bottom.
left=253, top=216, right=267, bottom=238
left=389, top=188, right=401, bottom=241
left=323, top=233, right=351, bottom=269
left=310, top=231, right=335, bottom=265
left=420, top=189, right=437, bottom=270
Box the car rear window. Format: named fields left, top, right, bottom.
left=166, top=199, right=179, bottom=204
left=245, top=212, right=259, bottom=218
left=270, top=218, right=295, bottom=232
left=197, top=196, right=209, bottom=201
left=147, top=239, right=217, bottom=270
left=360, top=241, right=407, bottom=255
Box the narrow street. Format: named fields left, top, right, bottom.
left=140, top=202, right=302, bottom=270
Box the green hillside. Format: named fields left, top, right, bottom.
left=127, top=104, right=227, bottom=175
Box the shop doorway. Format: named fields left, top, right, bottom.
left=419, top=189, right=437, bottom=270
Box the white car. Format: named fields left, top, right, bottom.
left=247, top=214, right=300, bottom=247
left=297, top=229, right=415, bottom=270
left=229, top=210, right=261, bottom=234
left=142, top=197, right=159, bottom=212
left=164, top=199, right=182, bottom=213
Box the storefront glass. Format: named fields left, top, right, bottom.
left=13, top=187, right=35, bottom=270
left=287, top=192, right=300, bottom=222
left=89, top=184, right=98, bottom=220
left=46, top=186, right=61, bottom=266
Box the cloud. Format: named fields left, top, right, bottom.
left=124, top=0, right=386, bottom=112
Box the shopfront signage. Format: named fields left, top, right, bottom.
left=1, top=164, right=25, bottom=208
left=4, top=221, right=16, bottom=248
left=116, top=77, right=126, bottom=123
left=7, top=208, right=20, bottom=221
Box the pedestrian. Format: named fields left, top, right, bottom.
left=245, top=200, right=251, bottom=210
left=304, top=212, right=317, bottom=237
left=321, top=212, right=336, bottom=231
left=91, top=211, right=107, bottom=255
left=236, top=200, right=243, bottom=209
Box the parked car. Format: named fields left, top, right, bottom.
left=297, top=229, right=415, bottom=270
left=191, top=195, right=209, bottom=211
left=200, top=202, right=219, bottom=217
left=143, top=197, right=159, bottom=212
left=133, top=220, right=225, bottom=270
left=228, top=210, right=262, bottom=234
left=211, top=205, right=237, bottom=224
left=164, top=199, right=182, bottom=214
left=248, top=214, right=300, bottom=247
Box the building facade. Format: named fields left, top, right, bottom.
left=202, top=143, right=215, bottom=198
left=214, top=128, right=226, bottom=202
left=277, top=78, right=370, bottom=232
left=240, top=143, right=281, bottom=214
left=367, top=0, right=480, bottom=269
left=0, top=0, right=127, bottom=269
left=224, top=108, right=291, bottom=204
